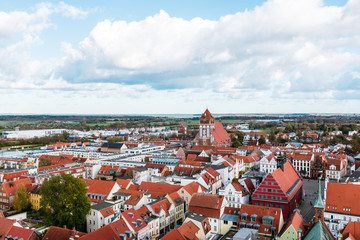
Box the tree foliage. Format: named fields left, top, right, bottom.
left=13, top=185, right=30, bottom=211
left=39, top=158, right=52, bottom=167
left=40, top=174, right=90, bottom=231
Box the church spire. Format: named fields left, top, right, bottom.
left=314, top=171, right=325, bottom=223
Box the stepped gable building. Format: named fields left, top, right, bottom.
left=252, top=161, right=303, bottom=221
left=193, top=109, right=231, bottom=147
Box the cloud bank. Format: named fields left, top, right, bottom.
left=1, top=0, right=360, bottom=113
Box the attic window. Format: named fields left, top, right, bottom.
left=250, top=214, right=257, bottom=222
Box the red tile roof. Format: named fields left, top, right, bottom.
left=177, top=221, right=200, bottom=240
left=43, top=226, right=86, bottom=240
left=200, top=109, right=214, bottom=120
left=161, top=229, right=185, bottom=240
left=212, top=122, right=230, bottom=146
left=39, top=154, right=75, bottom=165
left=121, top=208, right=147, bottom=231
left=115, top=179, right=132, bottom=189
left=281, top=210, right=305, bottom=236
left=0, top=218, right=16, bottom=240
left=138, top=182, right=181, bottom=194
left=272, top=162, right=302, bottom=194
left=82, top=179, right=117, bottom=203
left=342, top=221, right=360, bottom=240
left=100, top=207, right=115, bottom=218
left=188, top=193, right=224, bottom=218
left=182, top=182, right=202, bottom=195
left=238, top=204, right=283, bottom=235
left=1, top=178, right=31, bottom=197
left=79, top=218, right=133, bottom=240
left=325, top=182, right=360, bottom=216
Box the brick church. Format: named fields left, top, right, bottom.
left=193, top=109, right=231, bottom=147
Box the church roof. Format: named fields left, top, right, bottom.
left=200, top=109, right=214, bottom=120
left=304, top=221, right=334, bottom=240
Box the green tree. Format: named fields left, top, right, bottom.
left=269, top=128, right=276, bottom=142
left=39, top=158, right=52, bottom=167
left=13, top=185, right=30, bottom=211
left=258, top=137, right=266, bottom=145
left=40, top=174, right=90, bottom=231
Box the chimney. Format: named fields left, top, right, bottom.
left=63, top=225, right=67, bottom=229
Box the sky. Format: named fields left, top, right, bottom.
left=0, top=0, right=359, bottom=115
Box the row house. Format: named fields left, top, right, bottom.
left=325, top=154, right=347, bottom=180
left=243, top=133, right=269, bottom=145
left=87, top=201, right=120, bottom=233
left=97, top=165, right=122, bottom=180
left=238, top=204, right=284, bottom=238
left=0, top=178, right=32, bottom=210
left=188, top=193, right=227, bottom=234
left=198, top=167, right=222, bottom=194
left=252, top=161, right=303, bottom=220
left=184, top=212, right=212, bottom=239
left=324, top=182, right=360, bottom=238
left=137, top=205, right=161, bottom=239
left=27, top=164, right=86, bottom=184
left=166, top=192, right=185, bottom=226
left=220, top=207, right=241, bottom=234
left=147, top=198, right=175, bottom=237
left=161, top=220, right=200, bottom=240
left=291, top=152, right=314, bottom=177
left=114, top=189, right=148, bottom=211
left=0, top=169, right=33, bottom=183
left=259, top=155, right=277, bottom=173
left=218, top=181, right=250, bottom=208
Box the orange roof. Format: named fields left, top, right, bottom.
left=1, top=178, right=31, bottom=197
left=121, top=208, right=147, bottom=231
left=272, top=162, right=302, bottom=194
left=100, top=207, right=114, bottom=218
left=342, top=222, right=360, bottom=240
left=212, top=122, right=230, bottom=145
left=161, top=229, right=185, bottom=240
left=282, top=210, right=305, bottom=235
left=82, top=179, right=117, bottom=203
left=177, top=221, right=200, bottom=240
left=115, top=179, right=131, bottom=189
left=39, top=154, right=74, bottom=165
left=182, top=182, right=202, bottom=196
left=326, top=182, right=360, bottom=216
left=168, top=192, right=184, bottom=207
left=42, top=226, right=87, bottom=240
left=238, top=204, right=283, bottom=235
left=79, top=218, right=133, bottom=240
left=188, top=193, right=224, bottom=218
left=138, top=182, right=181, bottom=194
left=200, top=109, right=214, bottom=120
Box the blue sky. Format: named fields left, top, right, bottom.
left=0, top=0, right=358, bottom=114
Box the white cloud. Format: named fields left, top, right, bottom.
left=1, top=0, right=360, bottom=113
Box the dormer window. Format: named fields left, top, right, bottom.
left=250, top=214, right=257, bottom=222
left=262, top=216, right=274, bottom=226
left=241, top=213, right=248, bottom=221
